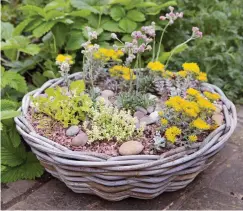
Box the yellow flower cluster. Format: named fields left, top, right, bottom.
left=161, top=118, right=168, bottom=125
left=162, top=70, right=176, bottom=78
left=192, top=118, right=210, bottom=130
left=188, top=135, right=198, bottom=142
left=203, top=91, right=221, bottom=101
left=165, top=96, right=200, bottom=117
left=109, top=65, right=136, bottom=80
left=147, top=61, right=165, bottom=72
left=165, top=126, right=181, bottom=143
left=182, top=62, right=207, bottom=81
left=93, top=48, right=124, bottom=61
left=197, top=95, right=216, bottom=111
left=177, top=70, right=188, bottom=78
left=56, top=54, right=73, bottom=64
left=187, top=88, right=200, bottom=96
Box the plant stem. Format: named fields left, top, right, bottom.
left=135, top=55, right=139, bottom=94
left=98, top=12, right=102, bottom=29
left=164, top=37, right=194, bottom=69
left=155, top=22, right=170, bottom=61
left=16, top=50, right=20, bottom=61
left=152, top=38, right=156, bottom=61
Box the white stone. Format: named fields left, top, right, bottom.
left=66, top=125, right=80, bottom=136
left=147, top=106, right=155, bottom=114
left=148, top=94, right=158, bottom=101
left=212, top=113, right=224, bottom=125
left=215, top=104, right=223, bottom=114
left=119, top=141, right=144, bottom=155
left=101, top=90, right=115, bottom=98
left=140, top=116, right=155, bottom=125
left=149, top=111, right=159, bottom=122
left=71, top=132, right=88, bottom=146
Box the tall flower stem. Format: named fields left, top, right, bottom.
left=135, top=55, right=140, bottom=94
left=155, top=22, right=170, bottom=61
left=152, top=38, right=156, bottom=61
left=164, top=37, right=194, bottom=69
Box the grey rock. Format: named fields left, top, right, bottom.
left=101, top=90, right=115, bottom=99
left=147, top=106, right=155, bottom=114
left=66, top=125, right=80, bottom=136
left=71, top=132, right=88, bottom=146
left=134, top=111, right=145, bottom=120
left=140, top=116, right=155, bottom=125
left=119, top=141, right=144, bottom=155
left=135, top=106, right=147, bottom=114
left=212, top=113, right=224, bottom=125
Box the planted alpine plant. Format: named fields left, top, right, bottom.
left=15, top=6, right=237, bottom=200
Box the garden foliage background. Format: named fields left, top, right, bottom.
left=1, top=0, right=243, bottom=182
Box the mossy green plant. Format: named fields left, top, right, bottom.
left=32, top=80, right=92, bottom=128
left=83, top=100, right=144, bottom=142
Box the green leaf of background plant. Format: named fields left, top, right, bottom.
left=20, top=5, right=46, bottom=17
left=146, top=1, right=177, bottom=15
left=65, top=31, right=85, bottom=50
left=110, top=6, right=126, bottom=21
left=119, top=18, right=137, bottom=33
left=0, top=110, right=20, bottom=120
left=45, top=10, right=65, bottom=21
left=69, top=10, right=91, bottom=17
left=13, top=18, right=34, bottom=36
left=52, top=23, right=69, bottom=48
left=43, top=71, right=56, bottom=79
left=102, top=20, right=124, bottom=32
left=20, top=44, right=40, bottom=55
left=1, top=22, right=14, bottom=40
left=126, top=10, right=145, bottom=22
left=1, top=99, right=18, bottom=111
left=33, top=21, right=57, bottom=38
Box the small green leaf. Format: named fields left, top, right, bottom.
left=45, top=10, right=65, bottom=21
left=33, top=21, right=57, bottom=38
left=119, top=18, right=137, bottom=33
left=110, top=6, right=126, bottom=21
left=13, top=18, right=34, bottom=36
left=70, top=80, right=85, bottom=95
left=65, top=31, right=85, bottom=50
left=43, top=71, right=56, bottom=79
left=126, top=10, right=145, bottom=22
left=20, top=44, right=40, bottom=55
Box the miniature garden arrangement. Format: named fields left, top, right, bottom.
left=15, top=7, right=237, bottom=201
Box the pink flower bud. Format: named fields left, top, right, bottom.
left=192, top=27, right=199, bottom=32
left=159, top=16, right=166, bottom=20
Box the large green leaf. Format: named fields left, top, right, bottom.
left=1, top=99, right=18, bottom=111
left=45, top=10, right=65, bottom=21
left=146, top=1, right=177, bottom=15
left=1, top=22, right=14, bottom=40
left=13, top=18, right=34, bottom=36
left=119, top=18, right=137, bottom=33
left=52, top=23, right=69, bottom=48
left=33, top=21, right=58, bottom=38
left=0, top=110, right=20, bottom=120
left=20, top=44, right=40, bottom=56
left=20, top=5, right=46, bottom=17
left=102, top=20, right=124, bottom=32
left=69, top=10, right=91, bottom=17
left=126, top=10, right=145, bottom=22
left=1, top=152, right=44, bottom=183
left=65, top=31, right=85, bottom=50
left=110, top=6, right=126, bottom=21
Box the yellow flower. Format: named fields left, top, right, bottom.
left=161, top=118, right=168, bottom=125
left=203, top=91, right=220, bottom=101
left=197, top=96, right=216, bottom=111
left=165, top=96, right=184, bottom=112
left=109, top=65, right=135, bottom=80
left=182, top=62, right=200, bottom=74
left=197, top=72, right=207, bottom=81
left=182, top=101, right=200, bottom=117
left=186, top=88, right=200, bottom=96
left=188, top=135, right=198, bottom=142
left=56, top=54, right=73, bottom=64
left=177, top=70, right=188, bottom=78
left=94, top=48, right=123, bottom=61
left=165, top=126, right=181, bottom=143
left=158, top=111, right=164, bottom=116
left=192, top=118, right=210, bottom=130
left=147, top=61, right=165, bottom=71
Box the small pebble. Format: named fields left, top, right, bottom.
left=101, top=90, right=115, bottom=99
left=149, top=111, right=159, bottom=122
left=135, top=106, right=147, bottom=114
left=66, top=125, right=80, bottom=136
left=71, top=132, right=88, bottom=146
left=119, top=141, right=144, bottom=155
left=134, top=111, right=145, bottom=120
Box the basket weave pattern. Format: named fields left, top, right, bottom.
left=15, top=72, right=237, bottom=201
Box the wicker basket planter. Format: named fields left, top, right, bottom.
left=15, top=72, right=237, bottom=201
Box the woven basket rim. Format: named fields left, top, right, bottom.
left=14, top=72, right=238, bottom=164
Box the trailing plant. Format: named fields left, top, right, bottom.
left=32, top=80, right=93, bottom=127
left=83, top=100, right=144, bottom=142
